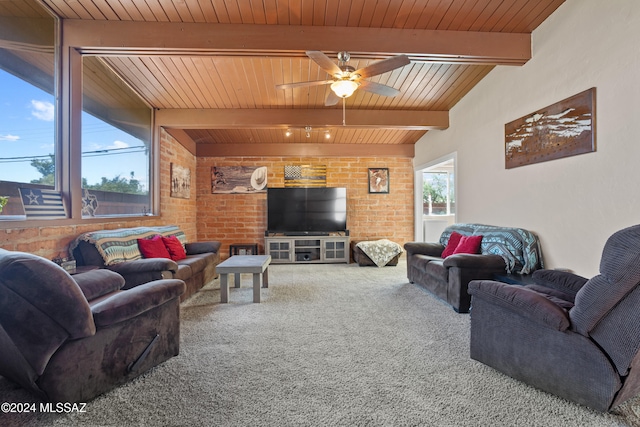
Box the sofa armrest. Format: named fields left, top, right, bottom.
left=91, top=279, right=186, bottom=327
left=469, top=280, right=570, bottom=331
left=106, top=258, right=178, bottom=276
left=443, top=254, right=505, bottom=270
left=72, top=269, right=125, bottom=301
left=185, top=241, right=221, bottom=255
left=531, top=269, right=588, bottom=298
left=404, top=242, right=444, bottom=257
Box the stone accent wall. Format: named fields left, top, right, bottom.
left=197, top=156, right=414, bottom=259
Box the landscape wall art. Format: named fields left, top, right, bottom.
left=505, top=88, right=596, bottom=169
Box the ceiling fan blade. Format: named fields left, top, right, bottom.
left=359, top=80, right=401, bottom=97
left=306, top=51, right=342, bottom=76
left=325, top=91, right=341, bottom=106
left=354, top=55, right=410, bottom=78
left=276, top=80, right=334, bottom=90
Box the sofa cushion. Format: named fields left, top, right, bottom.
left=138, top=235, right=171, bottom=259
left=163, top=235, right=187, bottom=261
left=453, top=235, right=483, bottom=255
left=413, top=254, right=439, bottom=273
left=425, top=260, right=448, bottom=283
left=178, top=253, right=213, bottom=275
left=441, top=231, right=462, bottom=258
left=173, top=264, right=193, bottom=282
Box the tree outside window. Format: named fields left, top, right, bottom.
left=423, top=171, right=455, bottom=215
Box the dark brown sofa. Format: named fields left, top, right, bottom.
left=468, top=224, right=640, bottom=411
left=70, top=225, right=221, bottom=301
left=404, top=223, right=543, bottom=313
left=0, top=248, right=185, bottom=403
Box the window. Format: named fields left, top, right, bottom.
left=80, top=56, right=152, bottom=217
left=423, top=166, right=455, bottom=216
left=415, top=156, right=456, bottom=242
left=0, top=1, right=56, bottom=219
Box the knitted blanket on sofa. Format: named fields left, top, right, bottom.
left=69, top=225, right=187, bottom=266
left=439, top=223, right=543, bottom=274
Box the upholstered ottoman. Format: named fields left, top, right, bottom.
left=351, top=239, right=402, bottom=267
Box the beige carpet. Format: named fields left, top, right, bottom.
left=2, top=260, right=640, bottom=426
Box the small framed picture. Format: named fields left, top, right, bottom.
left=368, top=168, right=389, bottom=194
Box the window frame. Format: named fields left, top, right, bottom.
left=0, top=12, right=158, bottom=228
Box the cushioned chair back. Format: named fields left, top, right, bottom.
left=569, top=225, right=640, bottom=375
left=0, top=249, right=95, bottom=377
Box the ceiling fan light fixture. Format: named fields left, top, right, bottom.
left=331, top=80, right=359, bottom=98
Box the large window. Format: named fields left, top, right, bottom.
left=81, top=56, right=152, bottom=217
left=0, top=0, right=56, bottom=219
left=0, top=1, right=154, bottom=222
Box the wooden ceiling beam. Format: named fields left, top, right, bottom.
left=156, top=109, right=448, bottom=130
left=63, top=20, right=530, bottom=65
left=196, top=143, right=414, bottom=158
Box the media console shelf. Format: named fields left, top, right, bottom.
left=265, top=234, right=350, bottom=264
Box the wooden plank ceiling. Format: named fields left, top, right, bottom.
left=33, top=0, right=565, bottom=156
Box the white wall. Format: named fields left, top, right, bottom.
left=414, top=0, right=640, bottom=277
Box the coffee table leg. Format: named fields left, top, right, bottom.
left=220, top=273, right=229, bottom=303
left=253, top=273, right=261, bottom=303
left=234, top=272, right=241, bottom=288
left=263, top=268, right=269, bottom=288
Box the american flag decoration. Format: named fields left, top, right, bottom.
left=284, top=165, right=327, bottom=187
left=19, top=188, right=68, bottom=219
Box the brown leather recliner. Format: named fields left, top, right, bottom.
left=0, top=248, right=185, bottom=403
left=469, top=224, right=640, bottom=411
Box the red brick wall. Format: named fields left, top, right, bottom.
left=0, top=129, right=197, bottom=259
left=197, top=156, right=414, bottom=259
left=1, top=133, right=414, bottom=262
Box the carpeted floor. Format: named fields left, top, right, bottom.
left=3, top=260, right=640, bottom=426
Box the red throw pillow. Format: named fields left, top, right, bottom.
left=162, top=235, right=187, bottom=261
left=441, top=231, right=463, bottom=258
left=138, top=235, right=171, bottom=259
left=453, top=235, right=483, bottom=255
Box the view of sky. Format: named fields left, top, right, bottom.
left=0, top=70, right=149, bottom=190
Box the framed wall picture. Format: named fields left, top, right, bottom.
left=505, top=87, right=596, bottom=169
left=211, top=166, right=267, bottom=194
left=170, top=163, right=191, bottom=199
left=368, top=168, right=389, bottom=194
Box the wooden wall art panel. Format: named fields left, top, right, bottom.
left=505, top=88, right=596, bottom=169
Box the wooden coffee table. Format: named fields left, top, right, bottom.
left=217, top=255, right=271, bottom=303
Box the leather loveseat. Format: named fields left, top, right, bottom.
left=404, top=223, right=543, bottom=313
left=70, top=225, right=221, bottom=301
left=0, top=248, right=185, bottom=403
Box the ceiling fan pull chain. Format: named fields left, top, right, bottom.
left=342, top=98, right=346, bottom=126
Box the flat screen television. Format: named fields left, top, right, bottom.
left=267, top=187, right=347, bottom=235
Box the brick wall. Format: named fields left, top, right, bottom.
left=0, top=129, right=197, bottom=259
left=197, top=156, right=414, bottom=259
left=1, top=134, right=414, bottom=262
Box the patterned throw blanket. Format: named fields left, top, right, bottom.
left=439, top=223, right=544, bottom=274
left=356, top=239, right=403, bottom=268
left=69, top=225, right=187, bottom=266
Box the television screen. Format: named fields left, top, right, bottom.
left=267, top=187, right=347, bottom=234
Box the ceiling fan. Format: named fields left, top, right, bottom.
left=276, top=51, right=411, bottom=106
